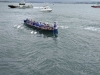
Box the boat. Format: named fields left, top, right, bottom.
left=24, top=19, right=58, bottom=37
left=8, top=4, right=33, bottom=9
left=91, top=3, right=100, bottom=8
left=8, top=0, right=33, bottom=9
left=24, top=19, right=54, bottom=32
left=91, top=6, right=100, bottom=8
left=40, top=6, right=52, bottom=12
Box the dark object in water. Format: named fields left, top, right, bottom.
left=91, top=6, right=100, bottom=8
left=8, top=5, right=18, bottom=8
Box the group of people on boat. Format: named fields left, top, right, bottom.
left=24, top=19, right=58, bottom=37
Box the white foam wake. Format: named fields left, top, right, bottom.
left=84, top=27, right=100, bottom=32
left=14, top=24, right=24, bottom=29
left=33, top=7, right=43, bottom=9
left=58, top=26, right=68, bottom=29
left=31, top=31, right=37, bottom=34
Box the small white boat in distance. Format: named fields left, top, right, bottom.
left=41, top=6, right=52, bottom=12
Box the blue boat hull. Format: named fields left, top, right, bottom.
left=24, top=22, right=53, bottom=33
left=24, top=19, right=58, bottom=37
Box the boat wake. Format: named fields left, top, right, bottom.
left=58, top=26, right=68, bottom=29
left=31, top=31, right=37, bottom=34
left=84, top=27, right=100, bottom=33
left=33, top=7, right=43, bottom=9
left=14, top=24, right=24, bottom=29
left=13, top=22, right=58, bottom=38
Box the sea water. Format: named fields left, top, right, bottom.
left=0, top=2, right=100, bottom=75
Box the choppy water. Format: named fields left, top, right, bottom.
left=0, top=2, right=100, bottom=75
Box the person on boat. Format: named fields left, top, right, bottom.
left=43, top=22, right=49, bottom=30
left=26, top=18, right=28, bottom=21
left=53, top=21, right=58, bottom=37
left=36, top=22, right=39, bottom=26
left=39, top=21, right=43, bottom=27
left=24, top=18, right=29, bottom=23
left=32, top=21, right=36, bottom=26
left=46, top=23, right=50, bottom=30
left=35, top=22, right=40, bottom=27
left=41, top=23, right=46, bottom=29
left=27, top=20, right=31, bottom=26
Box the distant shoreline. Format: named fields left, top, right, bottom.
left=0, top=1, right=100, bottom=4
